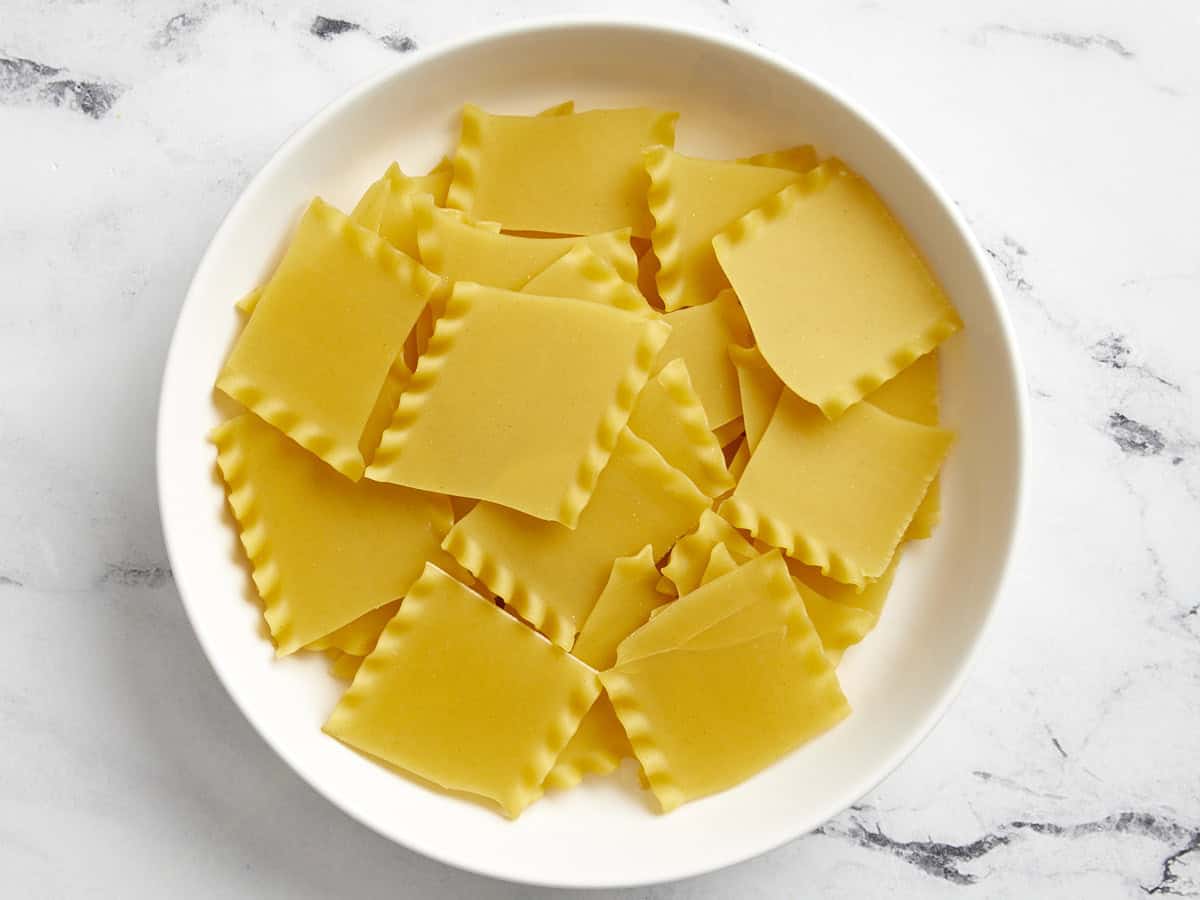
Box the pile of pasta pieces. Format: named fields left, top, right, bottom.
left=213, top=100, right=962, bottom=818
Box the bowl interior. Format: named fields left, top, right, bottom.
left=158, top=21, right=1024, bottom=888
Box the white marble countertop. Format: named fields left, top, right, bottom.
left=3, top=1, right=1198, bottom=896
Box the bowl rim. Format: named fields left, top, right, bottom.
left=156, top=15, right=1029, bottom=889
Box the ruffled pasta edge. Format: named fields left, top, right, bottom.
left=712, top=162, right=963, bottom=419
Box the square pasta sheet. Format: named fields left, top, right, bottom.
left=732, top=344, right=945, bottom=540
left=325, top=564, right=600, bottom=817
left=366, top=283, right=670, bottom=527
left=644, top=144, right=816, bottom=310
left=442, top=430, right=710, bottom=648
left=604, top=552, right=849, bottom=811
left=720, top=391, right=953, bottom=586
left=448, top=104, right=679, bottom=236
left=211, top=414, right=453, bottom=656
left=712, top=159, right=961, bottom=419
left=217, top=198, right=439, bottom=479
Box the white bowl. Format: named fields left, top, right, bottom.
left=157, top=19, right=1027, bottom=889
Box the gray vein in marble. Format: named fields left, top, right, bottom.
left=984, top=233, right=1033, bottom=294
left=1149, top=832, right=1200, bottom=895
left=979, top=231, right=1083, bottom=340
left=310, top=15, right=360, bottom=40
left=1108, top=412, right=1168, bottom=457
left=0, top=53, right=125, bottom=119
left=971, top=770, right=1069, bottom=801
left=150, top=10, right=208, bottom=49
left=1046, top=726, right=1069, bottom=758
left=380, top=32, right=418, bottom=53
left=975, top=24, right=1134, bottom=59
left=1091, top=334, right=1180, bottom=391
left=821, top=809, right=1200, bottom=888
left=98, top=563, right=174, bottom=589
left=309, top=14, right=418, bottom=52
left=0, top=573, right=24, bottom=587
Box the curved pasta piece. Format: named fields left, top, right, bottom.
left=327, top=651, right=365, bottom=682
left=712, top=159, right=962, bottom=419
left=678, top=538, right=881, bottom=666
left=441, top=430, right=709, bottom=649
left=307, top=601, right=399, bottom=655
left=543, top=693, right=632, bottom=791
left=645, top=146, right=805, bottom=310
left=618, top=551, right=792, bottom=664
left=359, top=354, right=411, bottom=464
left=728, top=344, right=783, bottom=453
left=603, top=559, right=848, bottom=812
left=572, top=546, right=667, bottom=670
left=791, top=577, right=878, bottom=666
left=633, top=236, right=664, bottom=309
left=713, top=416, right=746, bottom=447
left=699, top=542, right=740, bottom=586
left=216, top=198, right=439, bottom=480
left=737, top=144, right=819, bottom=172
left=447, top=103, right=678, bottom=236
left=234, top=285, right=262, bottom=316
left=720, top=393, right=953, bottom=586
left=521, top=243, right=651, bottom=314
left=661, top=509, right=758, bottom=597
left=731, top=344, right=942, bottom=539
left=788, top=549, right=903, bottom=618
left=865, top=351, right=942, bottom=539
left=211, top=413, right=453, bottom=656
left=727, top=438, right=750, bottom=483
left=627, top=358, right=734, bottom=498
left=658, top=289, right=752, bottom=430
left=537, top=99, right=575, bottom=116
left=367, top=283, right=670, bottom=527
left=325, top=564, right=601, bottom=818
left=307, top=548, right=480, bottom=655
left=416, top=194, right=638, bottom=288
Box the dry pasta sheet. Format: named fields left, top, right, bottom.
left=208, top=97, right=964, bottom=819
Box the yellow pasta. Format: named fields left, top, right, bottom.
left=658, top=289, right=752, bottom=430
left=211, top=413, right=453, bottom=656
left=692, top=541, right=880, bottom=666
left=618, top=551, right=792, bottom=664
left=604, top=554, right=848, bottom=811
left=415, top=194, right=639, bottom=288
left=208, top=99, right=963, bottom=819
left=699, top=542, right=741, bottom=586
left=216, top=198, right=438, bottom=479
left=307, top=548, right=481, bottom=655
left=645, top=146, right=807, bottom=310
left=367, top=283, right=670, bottom=527
left=737, top=144, right=819, bottom=172
left=865, top=351, right=942, bottom=538
left=720, top=392, right=953, bottom=585
left=325, top=564, right=600, bottom=818
left=788, top=549, right=903, bottom=619
left=448, top=104, right=678, bottom=236
left=728, top=344, right=783, bottom=453
left=442, top=430, right=709, bottom=648
left=627, top=358, right=734, bottom=498
left=712, top=159, right=962, bottom=419
left=572, top=546, right=668, bottom=670
left=521, top=243, right=651, bottom=313
left=661, top=509, right=758, bottom=597
left=543, top=693, right=632, bottom=791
